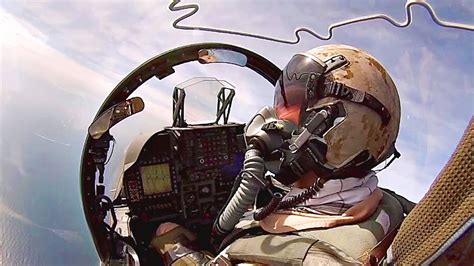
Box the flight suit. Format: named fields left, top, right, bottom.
left=151, top=189, right=413, bottom=265
left=224, top=190, right=412, bottom=265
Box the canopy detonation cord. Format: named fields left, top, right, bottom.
left=169, top=0, right=474, bottom=45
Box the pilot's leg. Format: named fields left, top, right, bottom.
left=295, top=190, right=406, bottom=263
left=150, top=222, right=213, bottom=265
left=220, top=191, right=407, bottom=265
left=218, top=234, right=359, bottom=265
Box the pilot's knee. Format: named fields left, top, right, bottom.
left=150, top=223, right=197, bottom=254
left=303, top=240, right=361, bottom=265
left=156, top=222, right=181, bottom=236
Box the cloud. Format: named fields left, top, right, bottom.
left=2, top=140, right=28, bottom=177
left=378, top=139, right=436, bottom=202
left=1, top=7, right=173, bottom=137
left=394, top=45, right=472, bottom=155
left=1, top=9, right=115, bottom=100
left=2, top=0, right=472, bottom=208
left=2, top=0, right=279, bottom=125
left=377, top=40, right=473, bottom=202
left=0, top=201, right=83, bottom=243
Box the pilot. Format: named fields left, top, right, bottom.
left=152, top=44, right=415, bottom=265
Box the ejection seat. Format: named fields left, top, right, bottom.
left=388, top=119, right=473, bottom=264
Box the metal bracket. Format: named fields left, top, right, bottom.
left=172, top=87, right=187, bottom=127
left=215, top=86, right=235, bottom=124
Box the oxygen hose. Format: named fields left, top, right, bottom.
left=213, top=148, right=265, bottom=235
left=214, top=106, right=335, bottom=234
left=253, top=191, right=283, bottom=221
left=253, top=178, right=325, bottom=220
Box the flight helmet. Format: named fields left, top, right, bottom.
left=273, top=44, right=401, bottom=178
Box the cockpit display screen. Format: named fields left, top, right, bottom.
left=140, top=164, right=172, bottom=195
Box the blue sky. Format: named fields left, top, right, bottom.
left=1, top=0, right=472, bottom=264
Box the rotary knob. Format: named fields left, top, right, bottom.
left=185, top=193, right=196, bottom=203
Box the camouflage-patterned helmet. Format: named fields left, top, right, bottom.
left=274, top=44, right=400, bottom=171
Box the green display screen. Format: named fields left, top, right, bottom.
left=140, top=163, right=172, bottom=195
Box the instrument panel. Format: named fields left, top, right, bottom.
left=122, top=123, right=245, bottom=225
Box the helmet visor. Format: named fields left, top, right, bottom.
left=274, top=54, right=327, bottom=124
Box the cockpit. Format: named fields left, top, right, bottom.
left=80, top=43, right=281, bottom=265
left=111, top=78, right=247, bottom=262
left=80, top=43, right=473, bottom=266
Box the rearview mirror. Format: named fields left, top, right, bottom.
left=88, top=97, right=145, bottom=139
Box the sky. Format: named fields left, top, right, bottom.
left=1, top=0, right=473, bottom=265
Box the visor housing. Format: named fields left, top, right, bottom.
left=274, top=54, right=327, bottom=125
